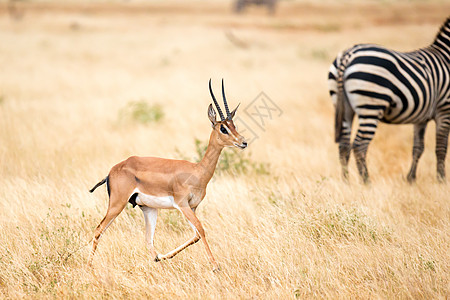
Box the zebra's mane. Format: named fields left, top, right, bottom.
left=432, top=17, right=450, bottom=46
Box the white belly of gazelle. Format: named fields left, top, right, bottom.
left=132, top=188, right=177, bottom=209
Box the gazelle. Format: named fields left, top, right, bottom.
left=89, top=79, right=247, bottom=271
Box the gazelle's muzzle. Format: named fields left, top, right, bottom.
left=234, top=137, right=248, bottom=149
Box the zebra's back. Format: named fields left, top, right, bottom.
left=328, top=43, right=448, bottom=125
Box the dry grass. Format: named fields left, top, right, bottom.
left=0, top=1, right=449, bottom=298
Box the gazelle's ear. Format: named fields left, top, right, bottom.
left=229, top=103, right=240, bottom=119
left=208, top=104, right=217, bottom=126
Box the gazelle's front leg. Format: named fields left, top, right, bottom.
left=140, top=206, right=159, bottom=261
left=157, top=206, right=219, bottom=271
left=156, top=220, right=200, bottom=262
left=156, top=206, right=200, bottom=261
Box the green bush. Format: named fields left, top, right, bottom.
left=178, top=139, right=270, bottom=176
left=119, top=100, right=164, bottom=124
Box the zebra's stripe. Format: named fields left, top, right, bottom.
left=328, top=17, right=450, bottom=182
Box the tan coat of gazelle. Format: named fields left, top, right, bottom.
left=89, top=80, right=247, bottom=271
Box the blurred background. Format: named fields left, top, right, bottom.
left=0, top=0, right=449, bottom=298
left=1, top=0, right=448, bottom=177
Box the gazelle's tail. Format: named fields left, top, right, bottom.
left=89, top=176, right=108, bottom=193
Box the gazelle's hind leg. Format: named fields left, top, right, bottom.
left=89, top=195, right=127, bottom=265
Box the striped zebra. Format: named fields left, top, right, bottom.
left=328, top=18, right=450, bottom=183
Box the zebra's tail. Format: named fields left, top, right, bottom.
left=334, top=50, right=351, bottom=143
left=89, top=176, right=108, bottom=193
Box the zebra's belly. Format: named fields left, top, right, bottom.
left=381, top=100, right=432, bottom=124
left=349, top=91, right=431, bottom=124
left=380, top=106, right=404, bottom=124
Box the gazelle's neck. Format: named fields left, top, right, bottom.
left=197, top=130, right=223, bottom=183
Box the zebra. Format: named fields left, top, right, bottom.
left=328, top=17, right=450, bottom=183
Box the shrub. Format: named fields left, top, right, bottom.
left=178, top=139, right=270, bottom=176
left=119, top=100, right=164, bottom=125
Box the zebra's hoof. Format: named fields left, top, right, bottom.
left=362, top=178, right=371, bottom=185
left=407, top=176, right=416, bottom=184
left=154, top=254, right=161, bottom=262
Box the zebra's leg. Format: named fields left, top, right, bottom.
left=352, top=116, right=379, bottom=184
left=435, top=117, right=450, bottom=182
left=338, top=106, right=355, bottom=181
left=407, top=122, right=428, bottom=183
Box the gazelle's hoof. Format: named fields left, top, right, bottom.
left=87, top=256, right=94, bottom=267
left=212, top=265, right=221, bottom=273
left=154, top=254, right=161, bottom=262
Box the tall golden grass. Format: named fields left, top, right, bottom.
left=0, top=1, right=448, bottom=298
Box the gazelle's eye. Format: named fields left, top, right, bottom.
left=220, top=125, right=228, bottom=135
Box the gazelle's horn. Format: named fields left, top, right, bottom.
left=222, top=79, right=231, bottom=119
left=209, top=79, right=225, bottom=121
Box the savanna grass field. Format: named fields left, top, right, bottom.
left=0, top=0, right=449, bottom=298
